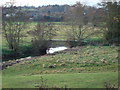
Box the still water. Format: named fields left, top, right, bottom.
left=47, top=46, right=68, bottom=54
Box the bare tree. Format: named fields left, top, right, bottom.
left=2, top=1, right=27, bottom=54
left=28, top=23, right=56, bottom=55
left=65, top=2, right=103, bottom=47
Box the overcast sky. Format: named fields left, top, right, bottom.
left=0, top=0, right=103, bottom=6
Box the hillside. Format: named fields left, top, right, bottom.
left=2, top=46, right=118, bottom=88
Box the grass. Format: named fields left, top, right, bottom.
left=1, top=22, right=118, bottom=88
left=2, top=46, right=119, bottom=88
left=2, top=22, right=104, bottom=46
left=3, top=72, right=118, bottom=88
left=1, top=22, right=106, bottom=61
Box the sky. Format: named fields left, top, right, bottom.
left=0, top=0, right=102, bottom=7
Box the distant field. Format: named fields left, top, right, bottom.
left=2, top=22, right=104, bottom=48
left=2, top=22, right=105, bottom=61
left=2, top=46, right=118, bottom=88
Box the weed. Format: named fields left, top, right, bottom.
left=104, top=82, right=117, bottom=89
left=35, top=76, right=48, bottom=88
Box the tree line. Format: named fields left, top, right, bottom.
left=2, top=1, right=120, bottom=60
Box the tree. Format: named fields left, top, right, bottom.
left=64, top=2, right=102, bottom=47
left=105, top=1, right=120, bottom=44
left=28, top=23, right=56, bottom=55
left=86, top=6, right=107, bottom=27
left=2, top=1, right=27, bottom=54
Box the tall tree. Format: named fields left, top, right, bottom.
left=105, top=1, right=120, bottom=44
left=64, top=2, right=102, bottom=47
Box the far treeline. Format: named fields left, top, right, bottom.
left=2, top=1, right=120, bottom=60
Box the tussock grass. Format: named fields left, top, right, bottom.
left=2, top=46, right=118, bottom=88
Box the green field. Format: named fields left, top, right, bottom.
left=3, top=72, right=118, bottom=88
left=1, top=22, right=119, bottom=88
left=1, top=1, right=119, bottom=88
left=2, top=22, right=104, bottom=47
left=2, top=46, right=118, bottom=88
left=2, top=22, right=106, bottom=62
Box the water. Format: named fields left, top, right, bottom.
left=47, top=46, right=68, bottom=54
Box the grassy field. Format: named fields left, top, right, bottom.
left=3, top=72, right=118, bottom=88
left=2, top=22, right=104, bottom=47
left=2, top=22, right=106, bottom=61
left=2, top=46, right=118, bottom=88
left=1, top=22, right=118, bottom=88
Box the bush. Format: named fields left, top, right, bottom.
left=28, top=22, right=56, bottom=55
left=32, top=40, right=50, bottom=55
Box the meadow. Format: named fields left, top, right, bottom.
left=2, top=22, right=105, bottom=61
left=1, top=22, right=119, bottom=88
left=2, top=46, right=118, bottom=88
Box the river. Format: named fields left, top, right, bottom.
left=47, top=46, right=68, bottom=54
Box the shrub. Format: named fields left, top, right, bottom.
left=28, top=23, right=56, bottom=55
